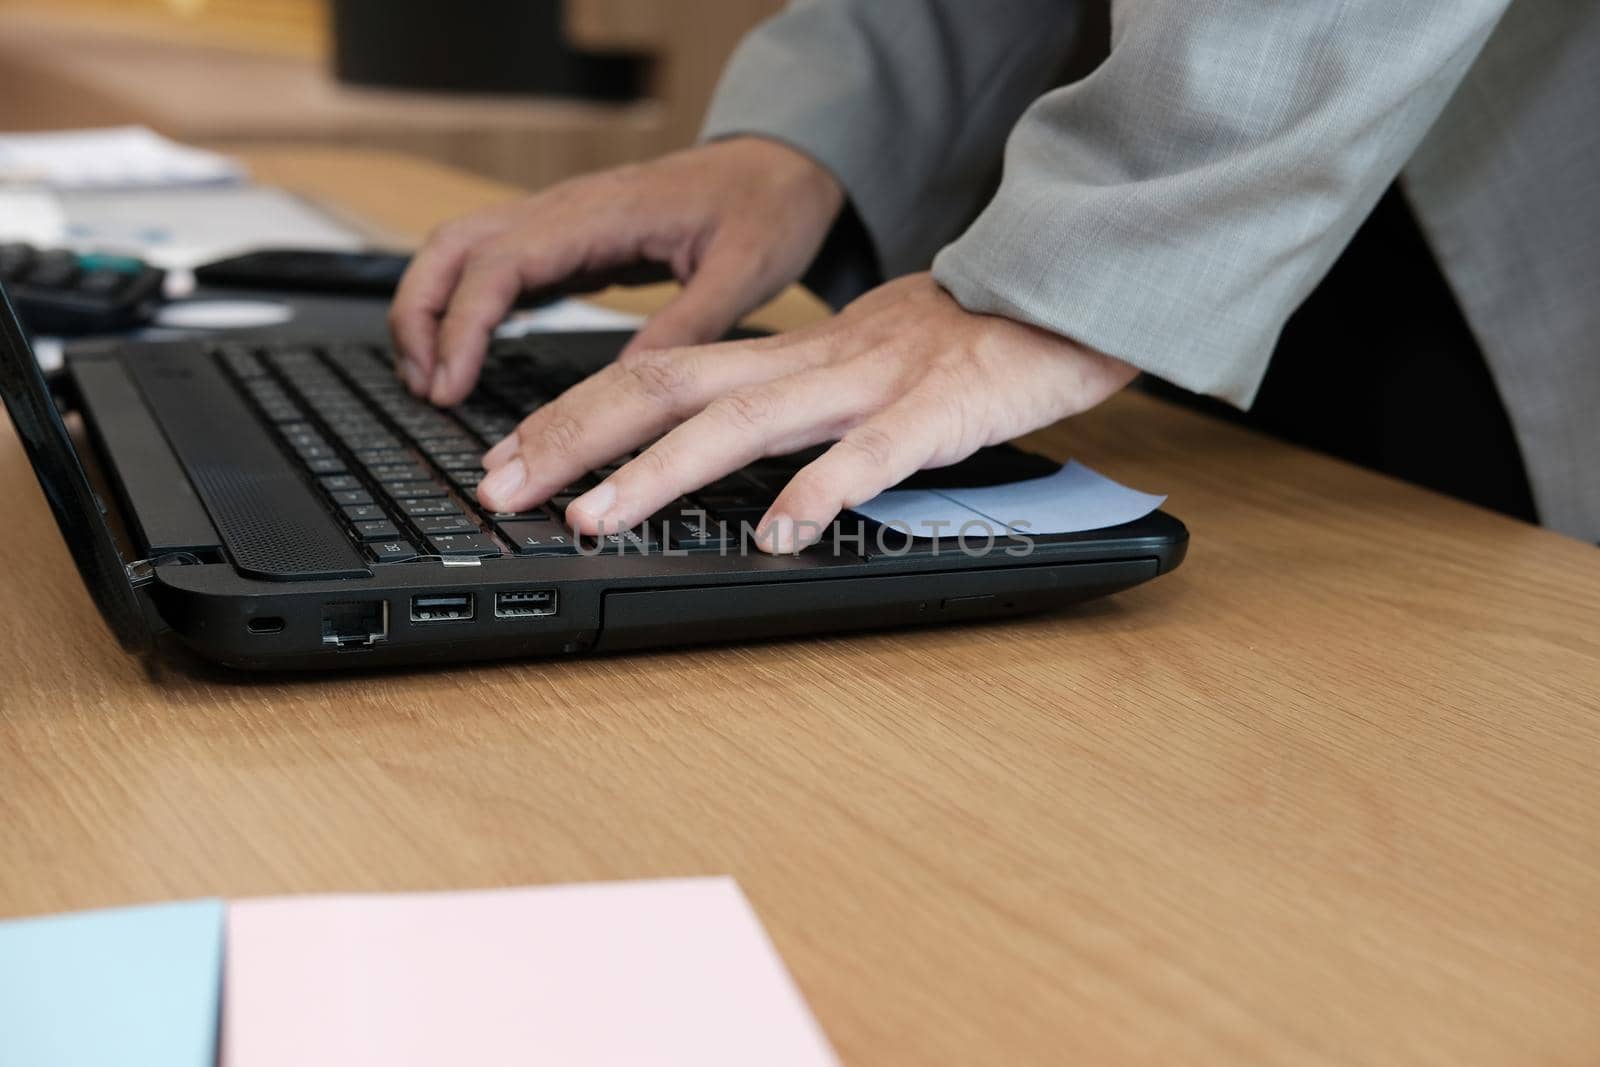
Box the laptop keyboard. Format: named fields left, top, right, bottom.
left=215, top=339, right=789, bottom=563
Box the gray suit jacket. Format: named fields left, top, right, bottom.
left=701, top=0, right=1600, bottom=541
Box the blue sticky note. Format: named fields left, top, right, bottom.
left=0, top=898, right=225, bottom=1067
left=852, top=460, right=1165, bottom=539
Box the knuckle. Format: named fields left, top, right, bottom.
left=426, top=217, right=473, bottom=250
left=626, top=446, right=674, bottom=482
left=537, top=412, right=585, bottom=460
left=460, top=243, right=510, bottom=279
left=618, top=349, right=695, bottom=409
left=708, top=388, right=777, bottom=432
left=838, top=424, right=897, bottom=471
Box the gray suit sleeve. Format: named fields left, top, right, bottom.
left=931, top=0, right=1511, bottom=406
left=700, top=0, right=1101, bottom=281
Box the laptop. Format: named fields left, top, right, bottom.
left=0, top=283, right=1187, bottom=671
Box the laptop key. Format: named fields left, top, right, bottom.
left=306, top=457, right=348, bottom=475
left=666, top=515, right=731, bottom=551
left=330, top=488, right=374, bottom=507
left=563, top=474, right=598, bottom=493
left=695, top=489, right=777, bottom=511
left=368, top=539, right=421, bottom=564
left=368, top=462, right=432, bottom=482
left=380, top=478, right=449, bottom=499
left=218, top=347, right=266, bottom=378
left=426, top=533, right=500, bottom=558
left=294, top=443, right=336, bottom=462
left=341, top=503, right=385, bottom=523
left=319, top=474, right=361, bottom=492
left=497, top=523, right=580, bottom=555
left=342, top=434, right=401, bottom=453
left=420, top=437, right=482, bottom=459
left=353, top=447, right=410, bottom=466
left=429, top=452, right=483, bottom=471
left=353, top=519, right=401, bottom=542
left=487, top=507, right=550, bottom=522
left=399, top=498, right=462, bottom=518
left=415, top=514, right=479, bottom=535
left=594, top=528, right=655, bottom=553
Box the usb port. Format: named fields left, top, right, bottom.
left=410, top=593, right=474, bottom=622
left=495, top=590, right=558, bottom=618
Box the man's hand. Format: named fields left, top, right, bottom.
left=388, top=136, right=844, bottom=407
left=477, top=273, right=1140, bottom=552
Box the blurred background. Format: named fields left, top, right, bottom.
left=0, top=0, right=784, bottom=190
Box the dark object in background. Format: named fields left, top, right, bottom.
left=1146, top=184, right=1539, bottom=525
left=0, top=243, right=165, bottom=336
left=329, top=0, right=645, bottom=101
left=193, top=248, right=675, bottom=306
left=195, top=249, right=413, bottom=298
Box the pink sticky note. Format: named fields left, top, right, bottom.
left=222, top=877, right=839, bottom=1067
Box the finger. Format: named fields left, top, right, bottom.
left=756, top=396, right=962, bottom=553
left=429, top=212, right=638, bottom=407
left=564, top=358, right=897, bottom=534
left=390, top=214, right=513, bottom=395
left=428, top=251, right=528, bottom=407
left=619, top=229, right=783, bottom=358
left=475, top=334, right=835, bottom=514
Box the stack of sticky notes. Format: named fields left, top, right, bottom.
left=0, top=878, right=839, bottom=1067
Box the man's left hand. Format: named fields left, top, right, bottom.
left=477, top=273, right=1139, bottom=552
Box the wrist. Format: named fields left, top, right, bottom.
left=718, top=135, right=845, bottom=221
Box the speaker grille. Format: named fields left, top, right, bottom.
left=128, top=348, right=370, bottom=581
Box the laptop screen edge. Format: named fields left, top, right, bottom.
left=0, top=283, right=154, bottom=653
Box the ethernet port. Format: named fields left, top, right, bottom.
left=320, top=600, right=388, bottom=650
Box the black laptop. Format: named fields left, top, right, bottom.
left=0, top=284, right=1187, bottom=671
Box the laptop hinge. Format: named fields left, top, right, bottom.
left=125, top=552, right=206, bottom=588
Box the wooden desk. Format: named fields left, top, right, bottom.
left=2, top=148, right=1597, bottom=1066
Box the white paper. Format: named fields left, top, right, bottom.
left=58, top=184, right=364, bottom=270
left=155, top=300, right=295, bottom=330
left=0, top=126, right=245, bottom=190
left=0, top=189, right=67, bottom=245
left=495, top=299, right=647, bottom=336
left=852, top=460, right=1166, bottom=537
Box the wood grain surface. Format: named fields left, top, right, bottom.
left=1, top=148, right=1597, bottom=1066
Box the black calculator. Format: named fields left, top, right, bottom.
left=0, top=243, right=166, bottom=336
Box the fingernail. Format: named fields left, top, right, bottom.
left=483, top=434, right=519, bottom=468
left=401, top=360, right=427, bottom=395
left=757, top=512, right=795, bottom=554
left=477, top=456, right=526, bottom=508
left=569, top=481, right=616, bottom=525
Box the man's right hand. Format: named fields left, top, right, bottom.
left=388, top=136, right=845, bottom=407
